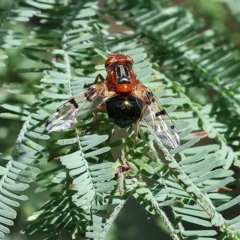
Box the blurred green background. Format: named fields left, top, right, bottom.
left=1, top=0, right=240, bottom=239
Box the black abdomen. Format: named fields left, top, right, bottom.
left=105, top=95, right=143, bottom=128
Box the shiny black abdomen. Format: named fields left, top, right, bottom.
left=105, top=95, right=143, bottom=128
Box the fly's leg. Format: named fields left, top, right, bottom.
left=81, top=104, right=106, bottom=135
left=95, top=74, right=106, bottom=83
left=84, top=74, right=105, bottom=88
left=136, top=105, right=148, bottom=139
left=136, top=122, right=141, bottom=139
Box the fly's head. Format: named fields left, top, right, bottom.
left=105, top=53, right=134, bottom=69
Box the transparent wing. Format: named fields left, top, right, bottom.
left=139, top=87, right=180, bottom=148
left=45, top=84, right=107, bottom=132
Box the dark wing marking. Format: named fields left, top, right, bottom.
left=45, top=84, right=107, bottom=132
left=138, top=86, right=180, bottom=148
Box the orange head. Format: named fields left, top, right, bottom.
left=105, top=53, right=134, bottom=70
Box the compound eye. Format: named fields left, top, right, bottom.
left=126, top=61, right=133, bottom=68
left=105, top=55, right=117, bottom=69
left=106, top=62, right=117, bottom=71
left=126, top=56, right=134, bottom=64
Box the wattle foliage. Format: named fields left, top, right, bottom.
left=0, top=0, right=239, bottom=239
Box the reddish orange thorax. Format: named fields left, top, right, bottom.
left=105, top=53, right=139, bottom=94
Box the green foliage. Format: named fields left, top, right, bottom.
left=0, top=0, right=240, bottom=240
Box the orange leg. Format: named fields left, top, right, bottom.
left=136, top=105, right=148, bottom=139
left=82, top=104, right=106, bottom=135
left=84, top=74, right=106, bottom=88
left=95, top=74, right=106, bottom=83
